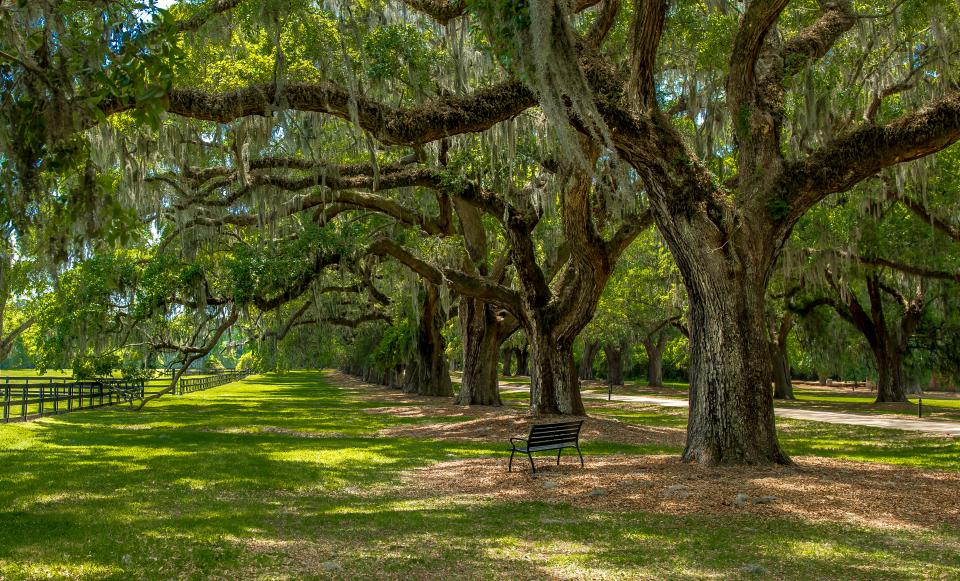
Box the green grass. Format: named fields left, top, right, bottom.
left=1, top=371, right=958, bottom=579
left=777, top=419, right=960, bottom=470
left=593, top=378, right=960, bottom=421
left=0, top=368, right=73, bottom=378
left=781, top=388, right=960, bottom=421
left=586, top=399, right=960, bottom=471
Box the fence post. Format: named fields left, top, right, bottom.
left=2, top=378, right=9, bottom=422
left=21, top=379, right=28, bottom=420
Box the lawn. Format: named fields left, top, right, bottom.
left=598, top=378, right=960, bottom=421
left=0, top=369, right=73, bottom=378
left=1, top=371, right=958, bottom=579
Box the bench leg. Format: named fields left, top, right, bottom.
left=528, top=452, right=536, bottom=474
left=557, top=449, right=562, bottom=465
left=576, top=445, right=584, bottom=468
left=509, top=449, right=515, bottom=472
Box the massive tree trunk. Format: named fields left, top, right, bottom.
left=402, top=283, right=453, bottom=397
left=682, top=266, right=786, bottom=465
left=641, top=333, right=666, bottom=387
left=654, top=214, right=788, bottom=466
left=456, top=296, right=502, bottom=406
left=515, top=345, right=529, bottom=376
left=578, top=340, right=600, bottom=380
left=865, top=276, right=922, bottom=404
left=501, top=346, right=514, bottom=377
left=527, top=326, right=585, bottom=415
left=769, top=312, right=794, bottom=400
left=821, top=274, right=924, bottom=404
left=604, top=341, right=626, bottom=386
left=873, top=339, right=908, bottom=403
left=770, top=341, right=794, bottom=400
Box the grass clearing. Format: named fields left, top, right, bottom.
left=0, top=369, right=73, bottom=378
left=603, top=379, right=960, bottom=421
left=1, top=371, right=958, bottom=579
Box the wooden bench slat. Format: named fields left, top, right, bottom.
left=530, top=425, right=582, bottom=432
left=527, top=439, right=578, bottom=447
left=529, top=423, right=582, bottom=432
left=529, top=425, right=582, bottom=434
left=528, top=430, right=581, bottom=439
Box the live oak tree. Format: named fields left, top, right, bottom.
left=786, top=149, right=960, bottom=402
left=5, top=0, right=960, bottom=464
left=887, top=153, right=960, bottom=386
left=462, top=0, right=960, bottom=463
left=765, top=293, right=796, bottom=400
left=0, top=226, right=40, bottom=363
left=584, top=228, right=685, bottom=387
left=29, top=244, right=238, bottom=387
left=370, top=147, right=652, bottom=415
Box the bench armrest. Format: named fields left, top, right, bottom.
left=509, top=437, right=527, bottom=448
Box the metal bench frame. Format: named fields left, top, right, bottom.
left=509, top=420, right=585, bottom=474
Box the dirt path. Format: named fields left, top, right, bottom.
left=500, top=383, right=960, bottom=436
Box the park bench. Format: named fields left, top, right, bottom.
left=509, top=420, right=585, bottom=474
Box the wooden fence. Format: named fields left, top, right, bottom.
left=177, top=370, right=251, bottom=395
left=1, top=370, right=253, bottom=423
left=0, top=377, right=148, bottom=423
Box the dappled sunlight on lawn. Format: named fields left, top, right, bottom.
left=0, top=371, right=958, bottom=579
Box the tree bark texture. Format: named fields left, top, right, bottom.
left=402, top=283, right=453, bottom=397
left=873, top=340, right=908, bottom=403
left=642, top=333, right=667, bottom=387
left=653, top=212, right=789, bottom=466
left=515, top=346, right=529, bottom=376
left=770, top=341, right=794, bottom=400
left=769, top=312, right=794, bottom=400
left=527, top=329, right=585, bottom=415
left=578, top=340, right=600, bottom=380
left=502, top=347, right=515, bottom=377
left=455, top=296, right=502, bottom=406
left=604, top=341, right=626, bottom=386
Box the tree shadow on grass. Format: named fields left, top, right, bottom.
left=1, top=371, right=958, bottom=579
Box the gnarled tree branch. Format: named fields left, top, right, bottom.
left=103, top=80, right=537, bottom=147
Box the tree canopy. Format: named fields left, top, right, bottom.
left=2, top=0, right=959, bottom=466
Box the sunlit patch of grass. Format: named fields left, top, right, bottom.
left=1, top=371, right=959, bottom=579
left=0, top=368, right=72, bottom=378
left=586, top=396, right=960, bottom=471
left=776, top=419, right=960, bottom=471
left=776, top=388, right=960, bottom=420
left=587, top=379, right=960, bottom=419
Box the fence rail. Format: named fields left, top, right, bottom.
left=1, top=370, right=253, bottom=423
left=177, top=370, right=251, bottom=395
left=1, top=378, right=146, bottom=423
